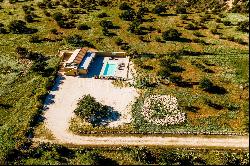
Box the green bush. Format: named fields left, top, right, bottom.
left=237, top=20, right=249, bottom=33
left=169, top=75, right=182, bottom=83
left=100, top=20, right=113, bottom=29
left=160, top=57, right=177, bottom=67
left=77, top=24, right=91, bottom=30
left=176, top=5, right=187, bottom=14
left=152, top=4, right=166, bottom=15
left=115, top=37, right=123, bottom=46
left=215, top=18, right=221, bottom=23
left=199, top=78, right=213, bottom=90
left=119, top=2, right=131, bottom=10
left=223, top=21, right=231, bottom=26
left=162, top=29, right=182, bottom=41
left=16, top=46, right=29, bottom=58
left=157, top=68, right=171, bottom=79
left=25, top=14, right=34, bottom=23
left=66, top=34, right=84, bottom=47
left=74, top=95, right=110, bottom=125
left=180, top=14, right=188, bottom=20
left=185, top=23, right=198, bottom=30
left=193, top=31, right=203, bottom=37
left=0, top=27, right=7, bottom=34
left=210, top=28, right=218, bottom=34
left=50, top=28, right=57, bottom=34
left=8, top=20, right=35, bottom=34
left=97, top=12, right=108, bottom=18
left=119, top=9, right=136, bottom=21
left=29, top=35, right=41, bottom=43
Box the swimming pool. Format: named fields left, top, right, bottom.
left=103, top=63, right=117, bottom=76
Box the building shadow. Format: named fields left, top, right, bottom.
left=51, top=75, right=66, bottom=91
left=80, top=56, right=104, bottom=78
left=92, top=106, right=121, bottom=127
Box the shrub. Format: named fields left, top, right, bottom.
left=25, top=14, right=34, bottom=23
left=115, top=37, right=123, bottom=46
left=30, top=35, right=41, bottom=43
left=155, top=36, right=162, bottom=42
left=223, top=20, right=231, bottom=26
left=160, top=57, right=177, bottom=67
left=157, top=68, right=171, bottom=79
left=169, top=75, right=182, bottom=83
left=44, top=10, right=51, bottom=17
left=210, top=28, right=218, bottom=34
left=215, top=18, right=221, bottom=23
left=119, top=9, right=136, bottom=21
left=0, top=27, right=7, bottom=34
left=192, top=38, right=206, bottom=44
left=218, top=13, right=225, bottom=18
left=102, top=27, right=109, bottom=36
left=138, top=6, right=149, bottom=15
left=8, top=20, right=34, bottom=34
left=119, top=2, right=131, bottom=10
left=236, top=20, right=249, bottom=32
left=74, top=94, right=110, bottom=125
left=77, top=23, right=91, bottom=30
left=66, top=34, right=85, bottom=47
left=16, top=46, right=29, bottom=58
left=127, top=19, right=141, bottom=34
left=97, top=12, right=108, bottom=18
left=100, top=20, right=113, bottom=29
left=162, top=28, right=182, bottom=41
left=98, top=0, right=110, bottom=7
left=50, top=28, right=57, bottom=34
left=176, top=5, right=187, bottom=14
left=61, top=2, right=68, bottom=8
left=52, top=12, right=64, bottom=21
left=120, top=44, right=130, bottom=50
left=185, top=23, right=198, bottom=30
left=152, top=4, right=166, bottom=15
left=180, top=14, right=188, bottom=20
left=199, top=78, right=213, bottom=90
left=193, top=31, right=203, bottom=37
left=37, top=2, right=46, bottom=9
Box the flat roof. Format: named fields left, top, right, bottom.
left=66, top=49, right=81, bottom=63
left=78, top=51, right=96, bottom=70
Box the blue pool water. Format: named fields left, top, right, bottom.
left=103, top=63, right=116, bottom=76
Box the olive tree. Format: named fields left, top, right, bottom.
left=162, top=28, right=182, bottom=41
left=74, top=94, right=110, bottom=125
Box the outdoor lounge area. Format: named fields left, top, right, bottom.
left=60, top=48, right=130, bottom=80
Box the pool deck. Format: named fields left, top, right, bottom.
left=99, top=57, right=129, bottom=79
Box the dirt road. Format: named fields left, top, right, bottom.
left=42, top=76, right=248, bottom=149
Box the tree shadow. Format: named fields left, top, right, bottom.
left=170, top=65, right=185, bottom=72
left=206, top=85, right=227, bottom=94
left=184, top=106, right=200, bottom=113
left=23, top=28, right=38, bottom=34
left=50, top=76, right=65, bottom=91
left=110, top=25, right=120, bottom=29
left=43, top=94, right=56, bottom=106
left=92, top=107, right=121, bottom=127
left=159, top=13, right=177, bottom=16
left=0, top=103, right=12, bottom=109
left=142, top=17, right=156, bottom=22
left=176, top=81, right=194, bottom=88
left=106, top=32, right=117, bottom=37
left=177, top=37, right=192, bottom=43
left=203, top=68, right=215, bottom=73
left=206, top=100, right=224, bottom=110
